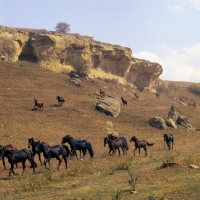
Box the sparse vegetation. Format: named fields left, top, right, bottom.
left=1, top=61, right=200, bottom=199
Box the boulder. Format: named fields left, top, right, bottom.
left=165, top=118, right=177, bottom=129
left=177, top=115, right=193, bottom=129
left=149, top=117, right=167, bottom=129
left=96, top=97, right=120, bottom=118
left=168, top=106, right=181, bottom=121
left=69, top=78, right=81, bottom=87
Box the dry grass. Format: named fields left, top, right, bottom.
left=1, top=61, right=200, bottom=200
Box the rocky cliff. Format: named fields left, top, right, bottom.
left=0, top=26, right=163, bottom=89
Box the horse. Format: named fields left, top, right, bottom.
left=107, top=134, right=129, bottom=153
left=163, top=133, right=174, bottom=150
left=104, top=137, right=126, bottom=157
left=28, top=137, right=49, bottom=166
left=0, top=144, right=17, bottom=170
left=34, top=141, right=69, bottom=170
left=61, top=135, right=94, bottom=159
left=135, top=93, right=139, bottom=100
left=130, top=136, right=154, bottom=156
left=100, top=88, right=105, bottom=97
left=34, top=98, right=43, bottom=110
left=156, top=92, right=160, bottom=98
left=57, top=96, right=65, bottom=106
left=121, top=97, right=127, bottom=106
left=61, top=135, right=87, bottom=160
left=0, top=148, right=36, bottom=178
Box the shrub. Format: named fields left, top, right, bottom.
left=188, top=84, right=200, bottom=95
left=70, top=58, right=89, bottom=77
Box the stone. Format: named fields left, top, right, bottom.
left=149, top=116, right=168, bottom=129
left=96, top=97, right=120, bottom=118
left=168, top=106, right=181, bottom=121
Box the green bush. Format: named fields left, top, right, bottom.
left=70, top=58, right=89, bottom=76
left=188, top=84, right=200, bottom=95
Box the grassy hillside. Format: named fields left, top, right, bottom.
left=0, top=61, right=200, bottom=200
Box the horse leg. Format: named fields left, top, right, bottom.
left=134, top=147, right=137, bottom=156
left=172, top=141, right=173, bottom=150
left=144, top=146, right=147, bottom=156
left=2, top=157, right=6, bottom=170
left=22, top=161, right=26, bottom=175
left=81, top=150, right=87, bottom=160
left=37, top=153, right=43, bottom=166
left=9, top=163, right=16, bottom=177
left=117, top=148, right=120, bottom=157
left=56, top=157, right=62, bottom=171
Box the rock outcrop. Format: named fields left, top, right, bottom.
left=0, top=26, right=163, bottom=89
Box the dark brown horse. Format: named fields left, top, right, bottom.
left=104, top=137, right=126, bottom=157
left=163, top=133, right=174, bottom=150
left=34, top=98, right=43, bottom=110
left=121, top=97, right=127, bottom=106
left=0, top=144, right=17, bottom=170
left=100, top=88, right=105, bottom=97
left=135, top=93, right=139, bottom=100
left=130, top=136, right=154, bottom=156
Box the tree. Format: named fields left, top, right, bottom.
left=55, top=22, right=70, bottom=33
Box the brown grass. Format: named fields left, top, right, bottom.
left=1, top=61, right=200, bottom=200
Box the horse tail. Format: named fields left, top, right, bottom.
left=122, top=138, right=129, bottom=150
left=61, top=145, right=70, bottom=157
left=147, top=142, right=154, bottom=146
left=86, top=142, right=94, bottom=157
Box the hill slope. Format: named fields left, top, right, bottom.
left=0, top=61, right=200, bottom=200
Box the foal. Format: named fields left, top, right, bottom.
left=130, top=136, right=154, bottom=156
left=121, top=97, right=127, bottom=106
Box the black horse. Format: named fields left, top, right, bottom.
left=0, top=148, right=36, bottom=178
left=35, top=141, right=69, bottom=170
left=130, top=136, right=154, bottom=156
left=104, top=137, right=126, bottom=157
left=61, top=135, right=87, bottom=160
left=57, top=96, right=65, bottom=106
left=107, top=134, right=129, bottom=153
left=121, top=97, right=127, bottom=106
left=0, top=144, right=18, bottom=170
left=156, top=92, right=160, bottom=98
left=163, top=133, right=174, bottom=150
left=61, top=135, right=94, bottom=159
left=28, top=137, right=49, bottom=166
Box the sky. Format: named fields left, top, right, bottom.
left=0, top=0, right=200, bottom=83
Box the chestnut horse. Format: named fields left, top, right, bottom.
left=0, top=144, right=17, bottom=170
left=135, top=93, right=139, bottom=100
left=130, top=136, right=154, bottom=156
left=34, top=98, right=43, bottom=110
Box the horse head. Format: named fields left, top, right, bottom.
left=130, top=136, right=137, bottom=143
left=28, top=137, right=34, bottom=148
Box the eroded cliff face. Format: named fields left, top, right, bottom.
left=0, top=26, right=163, bottom=89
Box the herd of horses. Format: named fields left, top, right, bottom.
left=0, top=134, right=174, bottom=178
